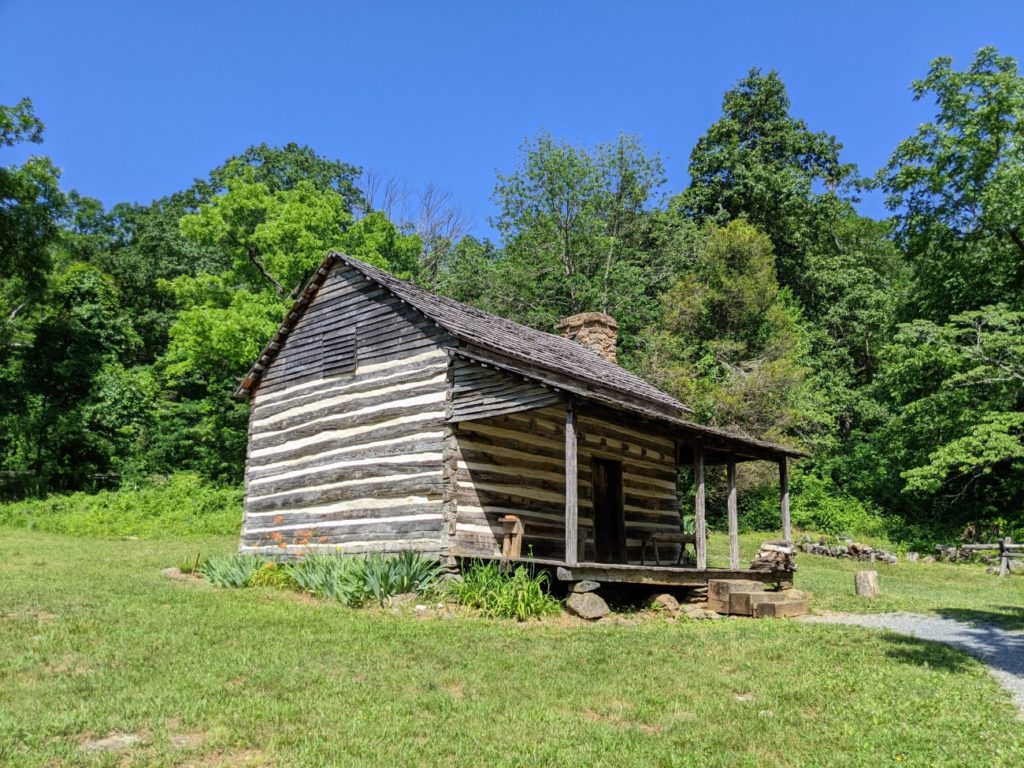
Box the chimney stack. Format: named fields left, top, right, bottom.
left=556, top=312, right=618, bottom=364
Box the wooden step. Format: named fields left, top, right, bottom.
left=729, top=591, right=791, bottom=617
left=753, top=599, right=808, bottom=618
left=707, top=579, right=767, bottom=613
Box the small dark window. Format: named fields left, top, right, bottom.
left=321, top=327, right=357, bottom=377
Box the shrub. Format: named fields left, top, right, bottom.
left=740, top=471, right=888, bottom=539
left=287, top=551, right=443, bottom=607
left=201, top=554, right=262, bottom=588
left=448, top=561, right=561, bottom=621
left=0, top=473, right=241, bottom=539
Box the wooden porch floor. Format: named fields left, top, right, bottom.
left=503, top=557, right=793, bottom=588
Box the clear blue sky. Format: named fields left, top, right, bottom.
left=3, top=1, right=1023, bottom=239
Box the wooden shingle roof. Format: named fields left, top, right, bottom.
left=238, top=252, right=806, bottom=461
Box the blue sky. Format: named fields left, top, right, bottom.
left=3, top=1, right=1023, bottom=240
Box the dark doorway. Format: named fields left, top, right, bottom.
left=592, top=458, right=626, bottom=563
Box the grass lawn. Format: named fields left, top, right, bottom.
left=0, top=530, right=1022, bottom=767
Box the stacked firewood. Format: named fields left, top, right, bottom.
left=750, top=540, right=797, bottom=572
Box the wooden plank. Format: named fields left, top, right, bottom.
left=565, top=399, right=578, bottom=566
left=727, top=460, right=739, bottom=570
left=780, top=459, right=792, bottom=542
left=553, top=563, right=783, bottom=587
left=694, top=446, right=707, bottom=570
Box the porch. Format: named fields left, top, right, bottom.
left=472, top=396, right=803, bottom=588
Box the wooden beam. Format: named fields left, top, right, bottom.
left=779, top=459, right=792, bottom=542
left=694, top=446, right=707, bottom=570
left=727, top=461, right=739, bottom=569
left=565, top=399, right=578, bottom=566
left=555, top=563, right=785, bottom=588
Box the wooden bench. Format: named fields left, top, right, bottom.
left=640, top=532, right=697, bottom=566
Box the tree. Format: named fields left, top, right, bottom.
left=0, top=98, right=65, bottom=331
left=488, top=132, right=667, bottom=349
left=637, top=220, right=825, bottom=446
left=878, top=47, right=1024, bottom=320
left=12, top=263, right=143, bottom=489
left=843, top=305, right=1024, bottom=536
left=679, top=69, right=855, bottom=298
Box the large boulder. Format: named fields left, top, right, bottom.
left=566, top=591, right=610, bottom=620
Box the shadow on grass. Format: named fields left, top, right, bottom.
left=878, top=616, right=1024, bottom=683
left=937, top=606, right=1024, bottom=633
left=881, top=634, right=978, bottom=674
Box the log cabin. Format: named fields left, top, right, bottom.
left=236, top=252, right=805, bottom=587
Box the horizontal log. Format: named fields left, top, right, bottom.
left=247, top=415, right=445, bottom=467
left=250, top=394, right=446, bottom=452
left=246, top=474, right=443, bottom=515
left=249, top=454, right=442, bottom=497
left=251, top=373, right=447, bottom=436
left=247, top=436, right=445, bottom=483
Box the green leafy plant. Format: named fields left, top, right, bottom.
left=248, top=561, right=297, bottom=589
left=287, top=552, right=442, bottom=607
left=200, top=554, right=262, bottom=588
left=448, top=561, right=561, bottom=621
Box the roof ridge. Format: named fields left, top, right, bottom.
left=330, top=251, right=692, bottom=416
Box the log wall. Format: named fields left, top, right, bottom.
left=240, top=262, right=452, bottom=556
left=449, top=402, right=680, bottom=561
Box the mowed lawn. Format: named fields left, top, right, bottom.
left=0, top=531, right=1022, bottom=767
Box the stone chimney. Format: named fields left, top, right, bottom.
left=556, top=312, right=618, bottom=363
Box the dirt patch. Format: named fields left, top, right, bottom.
left=186, top=747, right=269, bottom=767
left=171, top=732, right=207, bottom=749
left=4, top=608, right=57, bottom=622
left=43, top=655, right=90, bottom=675
left=80, top=732, right=147, bottom=753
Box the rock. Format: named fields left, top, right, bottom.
left=922, top=555, right=936, bottom=564
left=1008, top=559, right=1024, bottom=574
left=414, top=604, right=428, bottom=613
left=782, top=588, right=806, bottom=600
left=681, top=604, right=720, bottom=620
left=571, top=580, right=601, bottom=594
left=904, top=552, right=919, bottom=562
left=566, top=591, right=610, bottom=620
left=388, top=592, right=418, bottom=607
left=644, top=593, right=680, bottom=612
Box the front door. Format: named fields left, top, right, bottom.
left=592, top=458, right=626, bottom=563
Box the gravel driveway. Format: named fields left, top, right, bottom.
left=804, top=612, right=1024, bottom=715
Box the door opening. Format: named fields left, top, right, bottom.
left=592, top=458, right=626, bottom=563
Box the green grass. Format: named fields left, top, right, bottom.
left=0, top=474, right=241, bottom=539
left=0, top=530, right=1021, bottom=767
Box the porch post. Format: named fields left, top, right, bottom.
left=693, top=446, right=707, bottom=570
left=779, top=458, right=791, bottom=542
left=564, top=399, right=578, bottom=565
left=727, top=461, right=739, bottom=569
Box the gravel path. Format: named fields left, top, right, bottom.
left=805, top=613, right=1024, bottom=715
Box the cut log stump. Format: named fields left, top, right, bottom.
left=854, top=570, right=880, bottom=598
